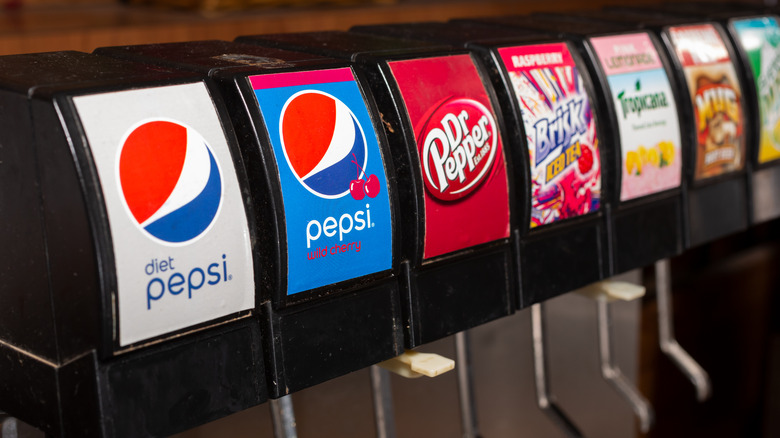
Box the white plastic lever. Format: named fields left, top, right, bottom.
left=378, top=350, right=455, bottom=378
left=575, top=280, right=646, bottom=302
left=576, top=279, right=655, bottom=433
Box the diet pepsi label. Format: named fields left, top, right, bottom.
left=72, top=83, right=255, bottom=347
left=250, top=68, right=393, bottom=295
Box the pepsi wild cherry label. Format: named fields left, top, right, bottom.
left=387, top=55, right=510, bottom=260
left=497, top=43, right=602, bottom=228
left=251, top=68, right=393, bottom=295
left=590, top=33, right=683, bottom=201
left=667, top=24, right=746, bottom=180
left=72, top=83, right=255, bottom=347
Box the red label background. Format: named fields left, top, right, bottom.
left=389, top=55, right=510, bottom=260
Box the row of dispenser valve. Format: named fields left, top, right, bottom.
left=266, top=259, right=711, bottom=438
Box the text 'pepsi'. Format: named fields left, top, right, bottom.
left=251, top=68, right=393, bottom=295
left=305, top=203, right=372, bottom=248
left=72, top=83, right=255, bottom=346
left=145, top=254, right=231, bottom=309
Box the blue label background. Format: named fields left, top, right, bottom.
left=254, top=78, right=393, bottom=295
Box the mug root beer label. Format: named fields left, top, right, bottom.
left=668, top=24, right=746, bottom=180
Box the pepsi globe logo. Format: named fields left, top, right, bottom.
left=280, top=90, right=380, bottom=200
left=419, top=98, right=498, bottom=201
left=117, top=119, right=223, bottom=245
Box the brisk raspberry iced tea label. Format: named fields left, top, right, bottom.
left=388, top=55, right=510, bottom=259
left=73, top=83, right=255, bottom=346
left=498, top=43, right=601, bottom=227
left=251, top=68, right=393, bottom=295
left=590, top=33, right=682, bottom=201
left=732, top=17, right=780, bottom=164
left=668, top=24, right=745, bottom=180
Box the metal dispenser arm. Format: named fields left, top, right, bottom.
left=455, top=331, right=481, bottom=438
left=578, top=281, right=655, bottom=434
left=270, top=396, right=298, bottom=438
left=373, top=349, right=455, bottom=438
left=655, top=259, right=712, bottom=402
left=371, top=365, right=398, bottom=438
left=531, top=303, right=584, bottom=438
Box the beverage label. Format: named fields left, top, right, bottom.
left=388, top=55, right=510, bottom=259
left=73, top=83, right=255, bottom=347
left=251, top=68, right=393, bottom=295
left=590, top=33, right=683, bottom=201
left=732, top=16, right=780, bottom=164
left=668, top=24, right=746, bottom=180
left=497, top=43, right=602, bottom=227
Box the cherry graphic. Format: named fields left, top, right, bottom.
left=365, top=174, right=380, bottom=198
left=350, top=153, right=381, bottom=200
left=350, top=179, right=366, bottom=200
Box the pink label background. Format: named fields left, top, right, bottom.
left=389, top=55, right=510, bottom=260
left=590, top=33, right=662, bottom=75
left=250, top=67, right=353, bottom=90
left=498, top=42, right=574, bottom=70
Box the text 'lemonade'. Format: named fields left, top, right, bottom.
left=591, top=33, right=682, bottom=201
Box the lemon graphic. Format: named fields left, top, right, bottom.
left=648, top=147, right=660, bottom=167
left=638, top=146, right=648, bottom=165
left=658, top=141, right=674, bottom=167
left=626, top=150, right=641, bottom=175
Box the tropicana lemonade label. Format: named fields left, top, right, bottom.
left=591, top=33, right=682, bottom=201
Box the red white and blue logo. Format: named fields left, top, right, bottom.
left=252, top=68, right=392, bottom=295
left=117, top=119, right=223, bottom=245
left=280, top=91, right=380, bottom=200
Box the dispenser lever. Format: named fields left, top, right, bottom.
left=655, top=259, right=712, bottom=402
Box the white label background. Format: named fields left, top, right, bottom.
left=73, top=83, right=255, bottom=347
left=610, top=69, right=683, bottom=201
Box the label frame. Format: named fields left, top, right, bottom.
left=663, top=22, right=747, bottom=184
left=730, top=15, right=780, bottom=167
left=495, top=41, right=605, bottom=229
left=67, top=81, right=257, bottom=353
left=587, top=31, right=684, bottom=203
left=249, top=66, right=396, bottom=305
left=385, top=53, right=512, bottom=261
